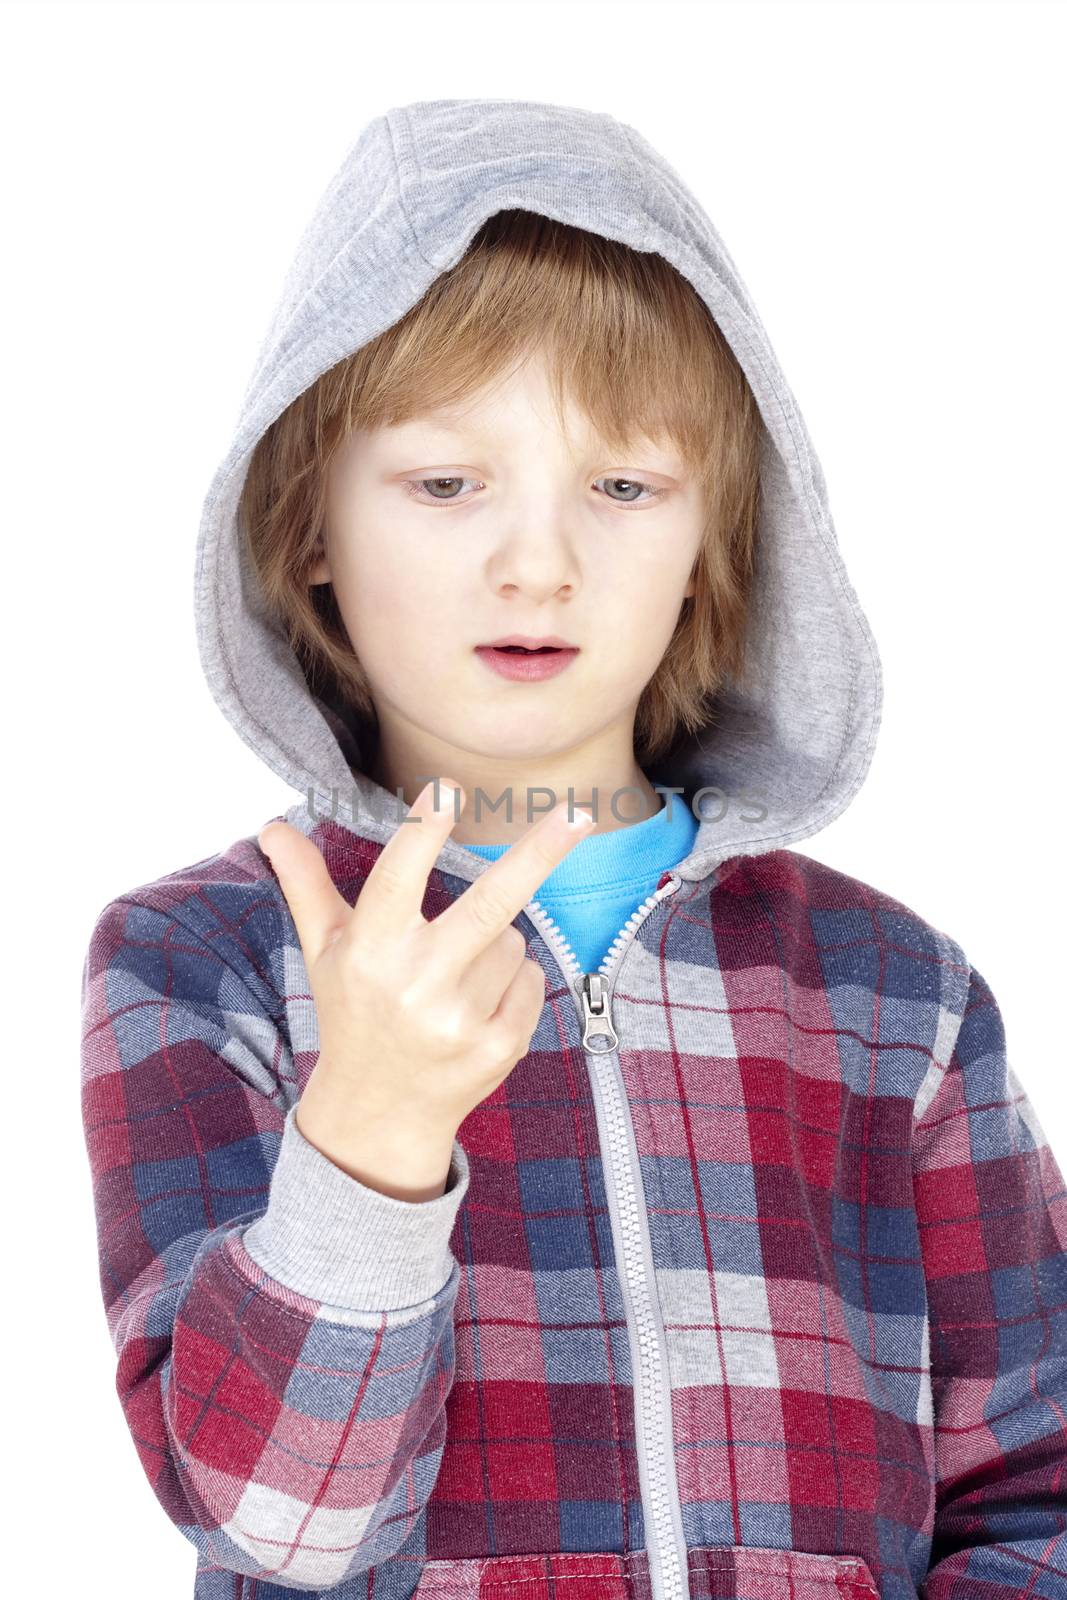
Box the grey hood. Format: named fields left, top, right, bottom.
left=194, top=96, right=882, bottom=886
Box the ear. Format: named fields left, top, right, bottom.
left=683, top=573, right=697, bottom=599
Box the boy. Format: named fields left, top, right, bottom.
left=80, top=98, right=1067, bottom=1600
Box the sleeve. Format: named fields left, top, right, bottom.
left=912, top=960, right=1067, bottom=1599
left=80, top=893, right=471, bottom=1593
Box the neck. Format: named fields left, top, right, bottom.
left=369, top=727, right=664, bottom=847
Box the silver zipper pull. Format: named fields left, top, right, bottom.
left=577, top=972, right=619, bottom=1053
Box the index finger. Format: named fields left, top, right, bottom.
left=351, top=779, right=468, bottom=940
left=432, top=799, right=595, bottom=968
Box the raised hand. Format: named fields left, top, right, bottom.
left=258, top=782, right=595, bottom=1200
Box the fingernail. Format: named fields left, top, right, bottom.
left=567, top=808, right=595, bottom=831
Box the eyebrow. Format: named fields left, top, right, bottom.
left=397, top=416, right=683, bottom=468
left=400, top=410, right=501, bottom=437
left=408, top=418, right=474, bottom=436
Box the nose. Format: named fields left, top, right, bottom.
left=486, top=510, right=581, bottom=602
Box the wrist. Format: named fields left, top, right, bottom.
left=295, top=1079, right=457, bottom=1202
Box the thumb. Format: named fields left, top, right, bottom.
left=258, top=820, right=352, bottom=967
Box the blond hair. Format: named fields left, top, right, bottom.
left=239, top=208, right=764, bottom=766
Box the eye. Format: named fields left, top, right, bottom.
left=402, top=474, right=667, bottom=506
left=593, top=476, right=666, bottom=505
left=404, top=476, right=482, bottom=503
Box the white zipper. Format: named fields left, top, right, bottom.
left=521, top=873, right=688, bottom=1600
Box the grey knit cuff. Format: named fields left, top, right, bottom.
left=241, top=1101, right=470, bottom=1311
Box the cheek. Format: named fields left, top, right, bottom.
left=620, top=553, right=694, bottom=617
left=337, top=555, right=458, bottom=667
left=335, top=542, right=422, bottom=618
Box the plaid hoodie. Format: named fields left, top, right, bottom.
left=79, top=99, right=1067, bottom=1600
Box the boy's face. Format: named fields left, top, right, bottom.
left=311, top=349, right=704, bottom=797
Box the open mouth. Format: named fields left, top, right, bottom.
left=475, top=642, right=580, bottom=681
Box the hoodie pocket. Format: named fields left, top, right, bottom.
left=413, top=1554, right=630, bottom=1600
left=688, top=1545, right=879, bottom=1598
left=412, top=1546, right=879, bottom=1600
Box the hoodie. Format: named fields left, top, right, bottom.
left=79, top=98, right=1067, bottom=1600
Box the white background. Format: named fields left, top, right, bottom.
left=3, top=0, right=1064, bottom=1592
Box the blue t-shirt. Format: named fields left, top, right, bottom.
left=465, top=791, right=699, bottom=974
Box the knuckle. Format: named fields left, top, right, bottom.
left=382, top=950, right=433, bottom=1010
left=482, top=1026, right=519, bottom=1073
left=337, top=936, right=376, bottom=987
left=370, top=854, right=408, bottom=899
left=391, top=976, right=422, bottom=1016
left=469, top=881, right=512, bottom=933
left=432, top=1002, right=470, bottom=1050
left=473, top=1028, right=504, bottom=1070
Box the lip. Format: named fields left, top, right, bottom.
left=474, top=643, right=580, bottom=683
left=481, top=634, right=576, bottom=649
